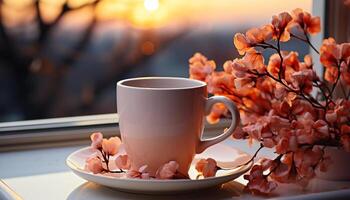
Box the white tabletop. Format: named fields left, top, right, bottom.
left=1, top=140, right=349, bottom=200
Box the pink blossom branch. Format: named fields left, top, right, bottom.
left=98, top=148, right=110, bottom=171
left=219, top=85, right=258, bottom=113
left=250, top=70, right=325, bottom=109
left=97, top=148, right=125, bottom=173
left=255, top=41, right=326, bottom=109
left=258, top=32, right=328, bottom=110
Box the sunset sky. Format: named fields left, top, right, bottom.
left=2, top=0, right=312, bottom=28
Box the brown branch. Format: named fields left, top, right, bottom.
left=255, top=40, right=325, bottom=110
left=290, top=33, right=319, bottom=54
left=237, top=143, right=264, bottom=167
left=277, top=33, right=284, bottom=80
left=327, top=61, right=342, bottom=106
left=258, top=39, right=325, bottom=110
left=97, top=148, right=125, bottom=173
left=261, top=71, right=326, bottom=109
left=264, top=154, right=283, bottom=177
left=304, top=33, right=320, bottom=55
left=49, top=0, right=101, bottom=28
left=35, top=0, right=101, bottom=51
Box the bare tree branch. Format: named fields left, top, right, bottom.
left=91, top=28, right=190, bottom=106
left=35, top=0, right=101, bottom=52
left=39, top=6, right=99, bottom=115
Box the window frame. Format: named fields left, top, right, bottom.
left=0, top=112, right=231, bottom=151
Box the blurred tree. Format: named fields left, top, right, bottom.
left=0, top=0, right=186, bottom=121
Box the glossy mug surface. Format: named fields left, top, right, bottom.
left=117, top=77, right=240, bottom=176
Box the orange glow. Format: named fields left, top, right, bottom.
left=1, top=0, right=312, bottom=29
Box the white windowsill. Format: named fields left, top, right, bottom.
left=0, top=112, right=349, bottom=199
left=0, top=138, right=349, bottom=200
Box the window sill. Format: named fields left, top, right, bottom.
left=0, top=114, right=231, bottom=152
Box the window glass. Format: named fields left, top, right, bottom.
left=0, top=0, right=312, bottom=122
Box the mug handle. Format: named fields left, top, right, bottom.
left=196, top=96, right=240, bottom=153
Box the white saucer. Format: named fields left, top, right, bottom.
left=66, top=143, right=252, bottom=194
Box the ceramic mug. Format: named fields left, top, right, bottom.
left=117, top=77, right=240, bottom=176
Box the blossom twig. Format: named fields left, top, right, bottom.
left=237, top=143, right=264, bottom=167
left=290, top=33, right=319, bottom=54
left=327, top=62, right=342, bottom=106
left=264, top=154, right=283, bottom=177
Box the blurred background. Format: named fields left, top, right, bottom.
left=0, top=0, right=312, bottom=122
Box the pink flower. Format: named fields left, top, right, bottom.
left=290, top=69, right=315, bottom=94
left=206, top=72, right=235, bottom=95
left=233, top=25, right=273, bottom=55
left=270, top=153, right=294, bottom=183
left=234, top=78, right=254, bottom=90
left=189, top=53, right=216, bottom=81
left=244, top=165, right=278, bottom=195
left=102, top=137, right=122, bottom=156
left=312, top=120, right=329, bottom=140
left=195, top=158, right=218, bottom=178
left=127, top=165, right=150, bottom=179
left=275, top=137, right=290, bottom=154
left=293, top=147, right=322, bottom=180
left=233, top=33, right=252, bottom=55
left=228, top=50, right=265, bottom=77
left=267, top=53, right=282, bottom=77
left=115, top=155, right=131, bottom=170
left=156, top=161, right=179, bottom=179
left=262, top=138, right=275, bottom=148
left=320, top=38, right=350, bottom=85
left=246, top=25, right=273, bottom=44
left=85, top=157, right=104, bottom=174
left=289, top=8, right=320, bottom=35
left=271, top=12, right=293, bottom=42
left=90, top=132, right=103, bottom=149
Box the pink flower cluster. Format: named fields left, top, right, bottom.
left=86, top=133, right=218, bottom=179
left=85, top=132, right=129, bottom=174
left=195, top=158, right=218, bottom=178
left=189, top=8, right=350, bottom=194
